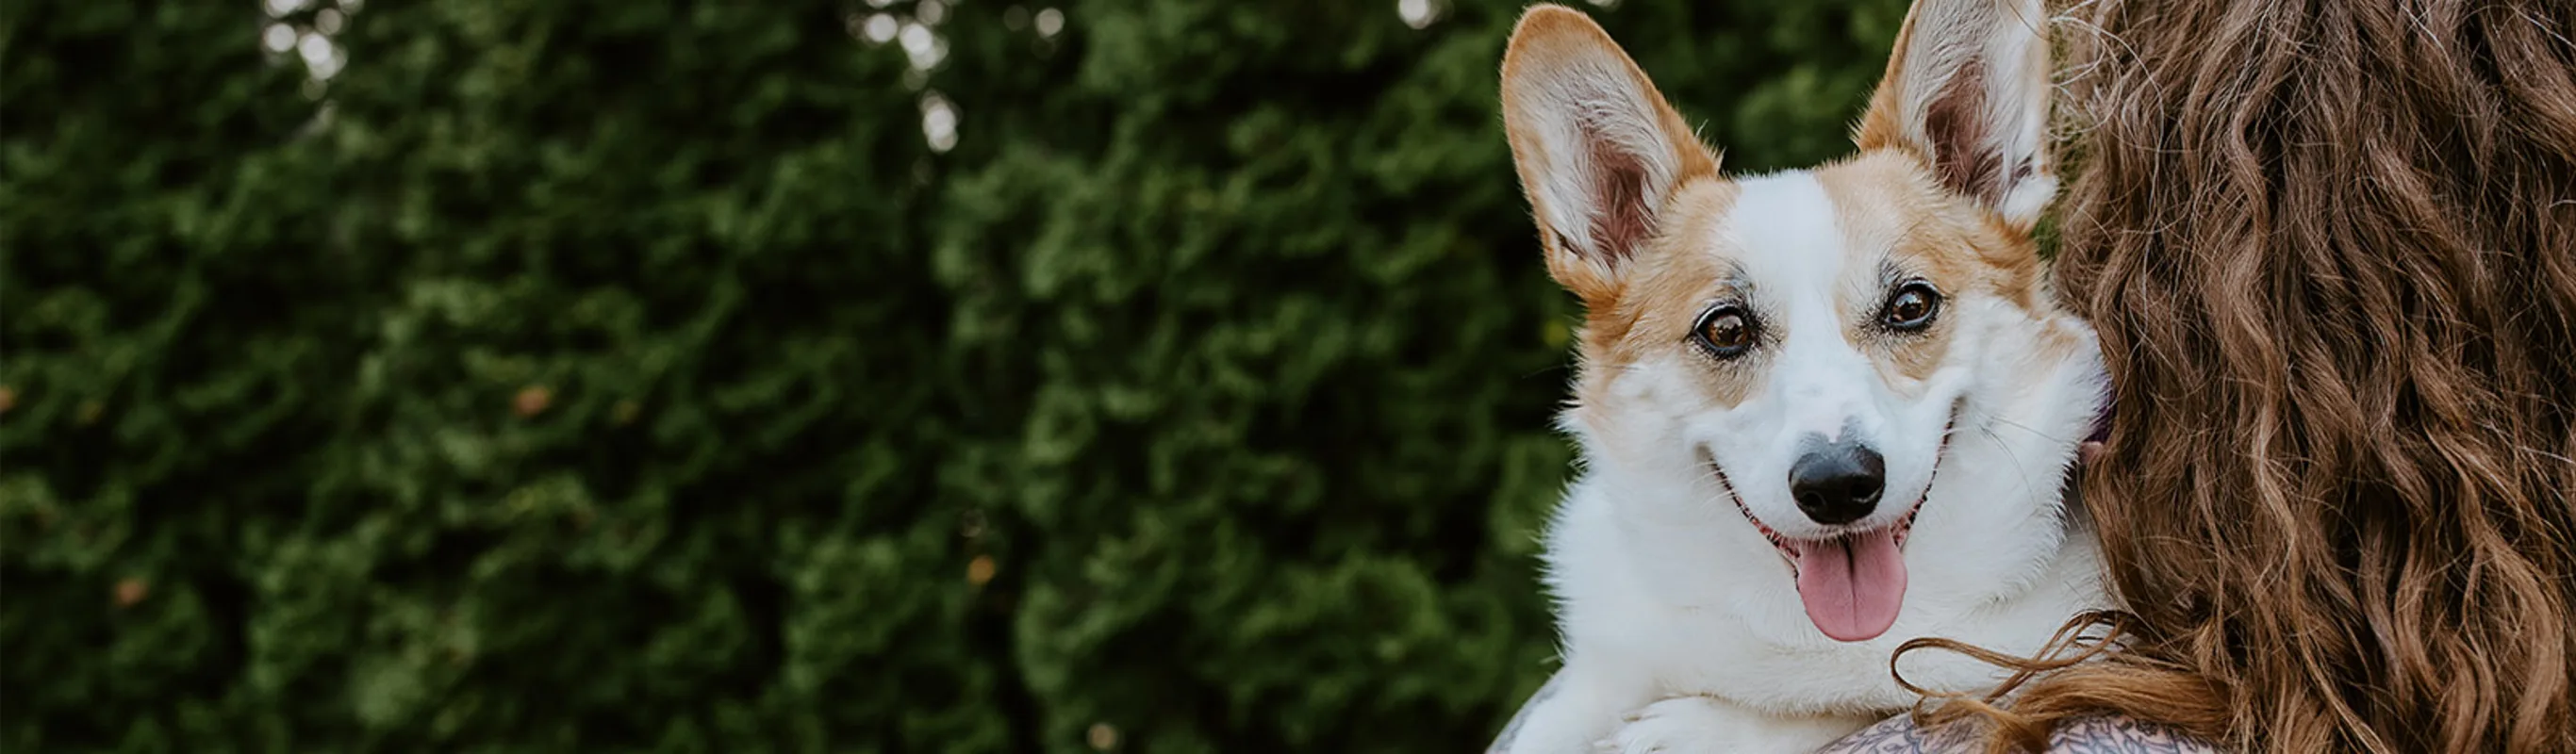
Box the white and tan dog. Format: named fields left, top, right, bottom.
left=1490, top=1, right=2110, bottom=751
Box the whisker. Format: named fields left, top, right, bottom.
left=1980, top=425, right=2044, bottom=501
left=1985, top=414, right=2081, bottom=446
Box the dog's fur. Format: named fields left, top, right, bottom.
left=1491, top=2, right=2111, bottom=751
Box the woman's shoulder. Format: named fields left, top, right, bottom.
left=1813, top=712, right=2225, bottom=753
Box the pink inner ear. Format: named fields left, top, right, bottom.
left=1921, top=58, right=2004, bottom=205
left=1581, top=122, right=1654, bottom=264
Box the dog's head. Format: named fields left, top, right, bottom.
left=1504, top=0, right=2091, bottom=643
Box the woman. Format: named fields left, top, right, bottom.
left=1847, top=0, right=2576, bottom=750
left=1494, top=0, right=2576, bottom=750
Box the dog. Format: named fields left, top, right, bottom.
left=1486, top=1, right=2111, bottom=751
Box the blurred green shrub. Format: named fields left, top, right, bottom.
left=1, top=0, right=1903, bottom=750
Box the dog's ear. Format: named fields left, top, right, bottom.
left=1856, top=0, right=2056, bottom=232
left=1501, top=5, right=1718, bottom=306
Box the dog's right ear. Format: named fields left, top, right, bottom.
left=1501, top=5, right=1717, bottom=306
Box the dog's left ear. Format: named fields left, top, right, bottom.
left=1856, top=0, right=2056, bottom=232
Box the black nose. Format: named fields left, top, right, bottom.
left=1789, top=441, right=1886, bottom=525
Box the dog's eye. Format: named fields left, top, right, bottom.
left=1693, top=306, right=1758, bottom=357
left=1881, top=283, right=1941, bottom=331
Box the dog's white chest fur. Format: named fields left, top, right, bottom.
left=1503, top=403, right=2109, bottom=753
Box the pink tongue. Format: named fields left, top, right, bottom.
left=1792, top=529, right=1908, bottom=642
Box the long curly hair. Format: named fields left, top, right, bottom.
left=1898, top=0, right=2576, bottom=751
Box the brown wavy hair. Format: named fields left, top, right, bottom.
left=1896, top=0, right=2576, bottom=751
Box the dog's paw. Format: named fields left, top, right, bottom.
left=1593, top=697, right=1871, bottom=754
left=1591, top=697, right=1751, bottom=754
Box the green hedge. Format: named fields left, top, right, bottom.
left=1, top=0, right=1905, bottom=750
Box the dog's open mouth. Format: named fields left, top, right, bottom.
left=1706, top=412, right=1957, bottom=643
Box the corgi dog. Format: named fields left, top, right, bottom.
left=1488, top=1, right=2111, bottom=751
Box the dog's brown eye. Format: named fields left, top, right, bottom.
left=1882, top=283, right=1941, bottom=331
left=1694, top=306, right=1757, bottom=358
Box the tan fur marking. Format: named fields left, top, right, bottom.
left=1852, top=3, right=1929, bottom=158
left=1813, top=151, right=2054, bottom=385
left=1572, top=177, right=1759, bottom=417
left=1585, top=178, right=1740, bottom=352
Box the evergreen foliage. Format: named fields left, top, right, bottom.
left=2, top=0, right=1905, bottom=750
